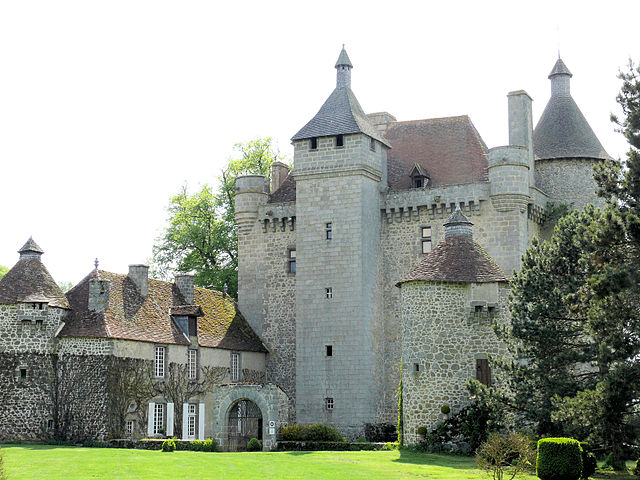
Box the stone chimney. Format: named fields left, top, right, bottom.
left=270, top=161, right=289, bottom=193
left=88, top=278, right=110, bottom=312
left=128, top=264, right=149, bottom=297
left=507, top=90, right=534, bottom=186
left=175, top=273, right=194, bottom=305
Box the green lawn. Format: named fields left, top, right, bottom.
left=0, top=444, right=636, bottom=480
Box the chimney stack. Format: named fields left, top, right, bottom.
left=175, top=273, right=194, bottom=305
left=88, top=278, right=110, bottom=312
left=128, top=264, right=149, bottom=297
left=270, top=161, right=289, bottom=193
left=507, top=90, right=535, bottom=187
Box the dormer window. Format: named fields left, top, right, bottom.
left=335, top=135, right=344, bottom=147
left=409, top=163, right=430, bottom=189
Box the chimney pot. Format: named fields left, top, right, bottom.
left=270, top=162, right=290, bottom=193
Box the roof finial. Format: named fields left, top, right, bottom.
left=94, top=258, right=99, bottom=271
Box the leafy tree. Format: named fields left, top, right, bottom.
left=0, top=265, right=7, bottom=279
left=153, top=138, right=284, bottom=298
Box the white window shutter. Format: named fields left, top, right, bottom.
left=198, top=403, right=205, bottom=440
left=166, top=403, right=174, bottom=437
left=147, top=402, right=155, bottom=436
left=182, top=403, right=189, bottom=440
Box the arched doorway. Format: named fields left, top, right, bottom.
left=227, top=399, right=263, bottom=451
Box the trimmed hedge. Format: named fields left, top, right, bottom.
left=579, top=442, right=596, bottom=479
left=280, top=424, right=345, bottom=442
left=106, top=438, right=218, bottom=451
left=247, top=438, right=262, bottom=451
left=276, top=441, right=386, bottom=451
left=161, top=438, right=176, bottom=452
left=536, top=438, right=583, bottom=480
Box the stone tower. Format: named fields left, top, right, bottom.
left=289, top=47, right=391, bottom=436
left=533, top=58, right=610, bottom=209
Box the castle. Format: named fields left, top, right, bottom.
left=0, top=48, right=610, bottom=446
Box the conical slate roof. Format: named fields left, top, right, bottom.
left=292, top=86, right=390, bottom=146
left=533, top=59, right=610, bottom=160
left=0, top=251, right=70, bottom=309
left=335, top=47, right=352, bottom=68
left=18, top=237, right=44, bottom=255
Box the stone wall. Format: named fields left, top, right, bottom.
left=535, top=158, right=605, bottom=210
left=0, top=304, right=67, bottom=354
left=57, top=337, right=113, bottom=356
left=399, top=281, right=510, bottom=444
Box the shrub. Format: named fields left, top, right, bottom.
left=247, top=438, right=262, bottom=451
left=476, top=432, right=536, bottom=480
left=633, top=457, right=639, bottom=477
left=382, top=441, right=399, bottom=451
left=161, top=438, right=176, bottom=452
left=202, top=438, right=218, bottom=452
left=579, top=443, right=596, bottom=479
left=190, top=440, right=204, bottom=451
left=355, top=437, right=367, bottom=443
left=417, top=426, right=428, bottom=436
left=536, top=438, right=583, bottom=480
left=281, top=424, right=345, bottom=442
left=441, top=405, right=451, bottom=415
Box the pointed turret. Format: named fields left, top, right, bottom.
left=335, top=46, right=353, bottom=88
left=18, top=237, right=44, bottom=261
left=533, top=57, right=610, bottom=161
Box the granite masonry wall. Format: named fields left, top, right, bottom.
left=535, top=158, right=605, bottom=210
left=400, top=281, right=510, bottom=444
left=0, top=303, right=66, bottom=354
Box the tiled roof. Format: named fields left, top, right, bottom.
left=291, top=87, right=390, bottom=147
left=268, top=173, right=296, bottom=203
left=533, top=94, right=610, bottom=161
left=61, top=270, right=267, bottom=352
left=0, top=258, right=70, bottom=309
left=385, top=116, right=489, bottom=189
left=18, top=237, right=44, bottom=254
left=398, top=236, right=508, bottom=285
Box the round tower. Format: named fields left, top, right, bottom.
left=488, top=145, right=530, bottom=213
left=533, top=57, right=610, bottom=210
left=234, top=175, right=269, bottom=235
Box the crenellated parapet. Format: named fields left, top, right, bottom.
left=257, top=202, right=296, bottom=233
left=383, top=182, right=488, bottom=223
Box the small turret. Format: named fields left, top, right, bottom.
left=18, top=237, right=44, bottom=261
left=335, top=45, right=353, bottom=88
left=235, top=175, right=269, bottom=235
left=549, top=57, right=572, bottom=97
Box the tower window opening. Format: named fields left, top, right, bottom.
left=325, top=222, right=332, bottom=240
left=421, top=226, right=432, bottom=253
left=310, top=137, right=318, bottom=150
left=325, top=397, right=334, bottom=410
left=335, top=135, right=344, bottom=147
left=326, top=345, right=333, bottom=357
left=288, top=249, right=296, bottom=274
left=20, top=368, right=27, bottom=379
left=414, top=363, right=420, bottom=372
left=370, top=138, right=376, bottom=151
left=325, top=287, right=332, bottom=299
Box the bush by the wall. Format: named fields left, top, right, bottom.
left=632, top=457, right=639, bottom=477
left=416, top=426, right=428, bottom=436
left=476, top=432, right=536, bottom=480
left=536, top=438, right=583, bottom=480
left=364, top=423, right=397, bottom=443
left=161, top=438, right=176, bottom=452
left=202, top=438, right=218, bottom=452
left=579, top=442, right=596, bottom=479
left=281, top=424, right=345, bottom=442
left=247, top=438, right=262, bottom=451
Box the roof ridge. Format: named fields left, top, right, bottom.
left=389, top=115, right=470, bottom=126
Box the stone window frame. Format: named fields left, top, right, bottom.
left=187, top=349, right=198, bottom=381
left=476, top=356, right=491, bottom=387
left=230, top=351, right=242, bottom=383
left=370, top=137, right=376, bottom=152
left=325, top=397, right=334, bottom=410
left=287, top=247, right=296, bottom=275
left=325, top=222, right=332, bottom=240
left=16, top=365, right=28, bottom=381
left=154, top=345, right=166, bottom=379
left=21, top=319, right=31, bottom=335
left=420, top=226, right=432, bottom=254
left=47, top=418, right=54, bottom=430
left=325, top=287, right=332, bottom=299
left=335, top=134, right=344, bottom=148
left=310, top=137, right=318, bottom=150
left=325, top=345, right=333, bottom=357
left=35, top=319, right=44, bottom=332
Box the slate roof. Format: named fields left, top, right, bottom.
left=385, top=116, right=489, bottom=189
left=291, top=87, right=390, bottom=147
left=397, top=236, right=508, bottom=285
left=0, top=258, right=70, bottom=308
left=268, top=173, right=296, bottom=203
left=18, top=237, right=44, bottom=255
left=60, top=270, right=267, bottom=352
left=335, top=47, right=352, bottom=68
left=533, top=59, right=610, bottom=161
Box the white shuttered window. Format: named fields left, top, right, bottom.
left=153, top=403, right=164, bottom=434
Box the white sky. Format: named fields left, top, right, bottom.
left=0, top=0, right=637, bottom=285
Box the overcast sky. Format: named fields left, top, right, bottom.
left=0, top=0, right=637, bottom=285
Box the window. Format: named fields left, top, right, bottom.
left=47, top=419, right=53, bottom=430
left=325, top=222, right=332, bottom=240
left=154, top=346, right=165, bottom=378
left=414, top=363, right=420, bottom=372
left=310, top=137, right=318, bottom=150
left=370, top=138, right=376, bottom=151
left=21, top=320, right=31, bottom=335
left=36, top=320, right=44, bottom=332
left=474, top=305, right=483, bottom=314
left=188, top=404, right=197, bottom=437
left=126, top=420, right=134, bottom=434
left=326, top=345, right=333, bottom=357
left=188, top=350, right=198, bottom=380
left=335, top=135, right=344, bottom=147
left=153, top=403, right=164, bottom=434
left=288, top=249, right=296, bottom=274
left=325, top=287, right=332, bottom=299
left=414, top=177, right=423, bottom=188
left=325, top=397, right=334, bottom=410
left=230, top=352, right=240, bottom=382
left=20, top=368, right=27, bottom=380
left=421, top=226, right=432, bottom=253
left=476, top=358, right=491, bottom=386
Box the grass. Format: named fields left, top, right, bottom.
left=0, top=444, right=636, bottom=480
